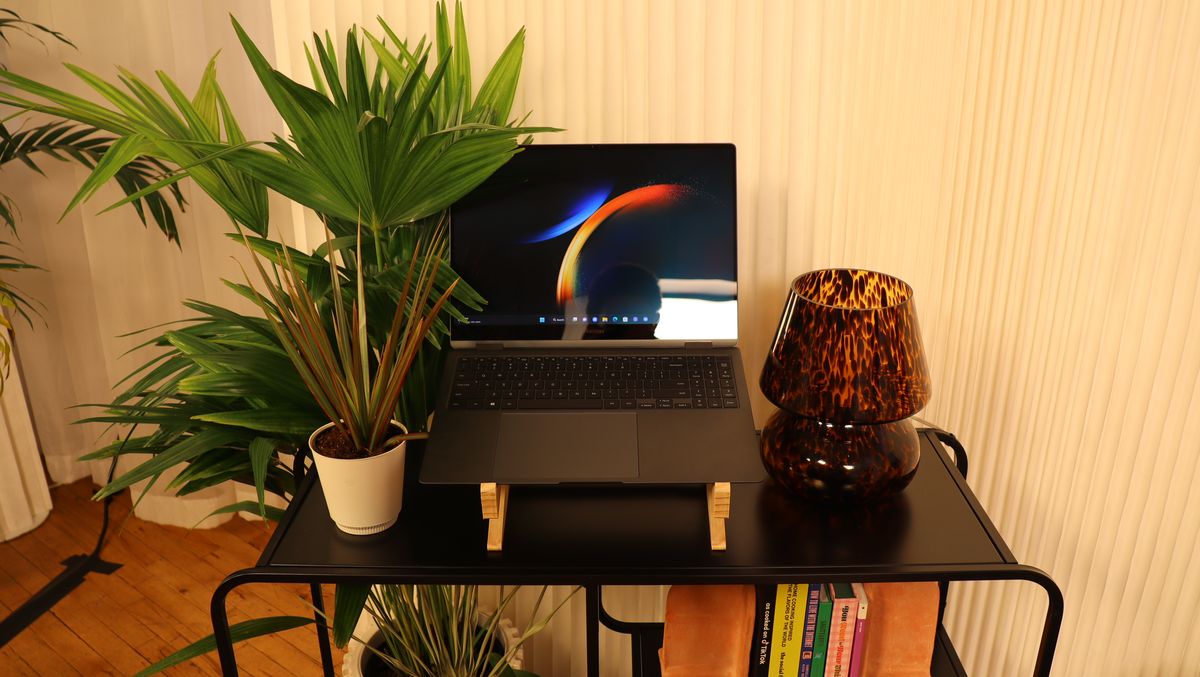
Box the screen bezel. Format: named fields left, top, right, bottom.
left=448, top=142, right=739, bottom=348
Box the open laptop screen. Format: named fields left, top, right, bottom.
left=450, top=143, right=738, bottom=343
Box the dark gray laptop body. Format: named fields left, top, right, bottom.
left=420, top=143, right=764, bottom=486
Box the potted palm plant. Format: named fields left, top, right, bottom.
left=240, top=225, right=455, bottom=534
left=0, top=2, right=566, bottom=672
left=0, top=1, right=546, bottom=529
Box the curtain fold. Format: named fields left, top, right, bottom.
left=3, top=1, right=1197, bottom=675
left=0, top=332, right=51, bottom=542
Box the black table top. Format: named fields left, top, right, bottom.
left=259, top=430, right=1016, bottom=584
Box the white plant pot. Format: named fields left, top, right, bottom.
left=309, top=421, right=407, bottom=535
left=342, top=607, right=524, bottom=677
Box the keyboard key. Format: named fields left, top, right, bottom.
left=518, top=400, right=602, bottom=410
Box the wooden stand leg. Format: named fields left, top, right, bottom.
left=480, top=483, right=509, bottom=552
left=706, top=482, right=731, bottom=551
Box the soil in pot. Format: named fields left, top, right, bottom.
left=313, top=424, right=405, bottom=460
left=312, top=425, right=362, bottom=459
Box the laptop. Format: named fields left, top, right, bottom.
left=420, top=143, right=764, bottom=485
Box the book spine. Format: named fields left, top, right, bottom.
left=767, top=583, right=804, bottom=677
left=824, top=583, right=859, bottom=677
left=750, top=585, right=776, bottom=677
left=810, top=585, right=833, bottom=677
left=847, top=583, right=869, bottom=677
left=798, top=583, right=821, bottom=677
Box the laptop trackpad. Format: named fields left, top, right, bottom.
left=493, top=412, right=638, bottom=482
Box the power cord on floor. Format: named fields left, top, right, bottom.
left=0, top=453, right=123, bottom=648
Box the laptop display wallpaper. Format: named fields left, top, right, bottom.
left=451, top=144, right=738, bottom=341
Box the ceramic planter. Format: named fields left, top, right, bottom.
left=308, top=421, right=407, bottom=535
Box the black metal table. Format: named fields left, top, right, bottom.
left=210, top=429, right=1062, bottom=676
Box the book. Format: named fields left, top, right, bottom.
left=749, top=585, right=777, bottom=676
left=824, top=583, right=860, bottom=677
left=767, top=584, right=805, bottom=677
left=846, top=583, right=870, bottom=677
left=798, top=583, right=821, bottom=676
left=810, top=584, right=833, bottom=676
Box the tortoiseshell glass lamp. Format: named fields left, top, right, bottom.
left=760, top=269, right=931, bottom=503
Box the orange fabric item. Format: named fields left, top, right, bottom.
left=660, top=584, right=756, bottom=677
left=860, top=582, right=940, bottom=677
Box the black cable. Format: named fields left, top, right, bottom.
left=0, top=453, right=123, bottom=648
left=88, top=453, right=120, bottom=559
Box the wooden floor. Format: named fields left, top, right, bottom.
left=0, top=479, right=345, bottom=676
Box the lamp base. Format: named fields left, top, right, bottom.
left=760, top=411, right=920, bottom=503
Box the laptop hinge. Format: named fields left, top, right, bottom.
left=683, top=341, right=714, bottom=350
left=476, top=342, right=505, bottom=351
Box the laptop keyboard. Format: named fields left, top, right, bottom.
left=448, top=355, right=739, bottom=411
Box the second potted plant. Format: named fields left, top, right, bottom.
left=243, top=227, right=456, bottom=534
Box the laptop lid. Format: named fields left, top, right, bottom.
left=449, top=143, right=739, bottom=348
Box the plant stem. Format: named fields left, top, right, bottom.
left=374, top=224, right=384, bottom=270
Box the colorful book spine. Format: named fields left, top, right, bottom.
left=823, top=583, right=860, bottom=677
left=798, top=583, right=821, bottom=676
left=750, top=585, right=777, bottom=676
left=810, top=584, right=833, bottom=677
left=846, top=583, right=870, bottom=677
left=767, top=583, right=805, bottom=677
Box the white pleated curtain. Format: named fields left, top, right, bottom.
left=4, top=1, right=1199, bottom=675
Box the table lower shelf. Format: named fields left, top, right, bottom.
left=624, top=623, right=967, bottom=677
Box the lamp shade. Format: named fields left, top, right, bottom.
left=760, top=269, right=931, bottom=424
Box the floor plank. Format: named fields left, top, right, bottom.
left=0, top=480, right=346, bottom=676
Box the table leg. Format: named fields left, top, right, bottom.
left=942, top=565, right=1063, bottom=677
left=1018, top=567, right=1064, bottom=677
left=585, top=585, right=600, bottom=677
left=211, top=573, right=245, bottom=677
left=310, top=583, right=334, bottom=677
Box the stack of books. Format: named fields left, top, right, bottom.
left=749, top=583, right=871, bottom=677
left=659, top=582, right=940, bottom=677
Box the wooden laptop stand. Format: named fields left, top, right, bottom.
left=480, top=481, right=731, bottom=552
